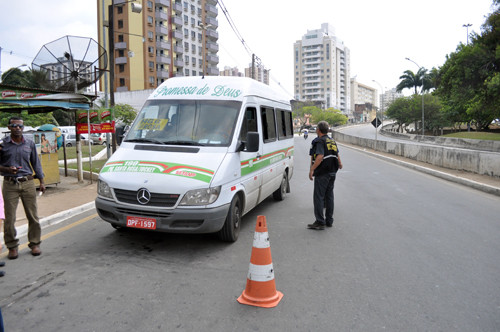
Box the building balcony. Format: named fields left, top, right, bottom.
left=117, top=86, right=129, bottom=92
left=155, top=0, right=170, bottom=7
left=155, top=10, right=167, bottom=21
left=207, top=67, right=219, bottom=76
left=205, top=3, right=217, bottom=16
left=174, top=59, right=184, bottom=67
left=156, top=40, right=171, bottom=51
left=114, top=42, right=127, bottom=50
left=172, top=29, right=183, bottom=39
left=205, top=0, right=217, bottom=5
left=206, top=54, right=219, bottom=64
left=206, top=41, right=218, bottom=52
left=206, top=29, right=218, bottom=40
left=157, top=70, right=170, bottom=79
left=115, top=57, right=127, bottom=65
left=205, top=16, right=218, bottom=27
left=156, top=55, right=171, bottom=65
left=173, top=2, right=181, bottom=13
left=173, top=45, right=183, bottom=53
left=171, top=15, right=182, bottom=26
left=155, top=26, right=168, bottom=35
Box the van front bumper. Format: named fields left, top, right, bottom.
left=95, top=197, right=229, bottom=233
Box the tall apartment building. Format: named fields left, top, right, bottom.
left=350, top=78, right=377, bottom=109
left=293, top=23, right=350, bottom=113
left=97, top=0, right=219, bottom=93
left=380, top=88, right=403, bottom=112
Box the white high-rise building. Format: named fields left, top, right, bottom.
left=293, top=23, right=351, bottom=113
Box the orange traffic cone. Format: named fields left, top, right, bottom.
left=237, top=215, right=283, bottom=308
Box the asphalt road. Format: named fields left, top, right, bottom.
left=1, top=135, right=499, bottom=331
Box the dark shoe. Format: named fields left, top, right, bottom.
left=0, top=271, right=4, bottom=277
left=31, top=245, right=41, bottom=256
left=8, top=248, right=18, bottom=260
left=0, top=261, right=5, bottom=267
left=326, top=223, right=333, bottom=227
left=307, top=221, right=325, bottom=230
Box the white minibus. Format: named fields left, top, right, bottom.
left=95, top=76, right=294, bottom=242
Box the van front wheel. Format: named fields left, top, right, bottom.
left=217, top=195, right=241, bottom=242
left=273, top=173, right=288, bottom=201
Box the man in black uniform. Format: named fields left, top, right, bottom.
left=308, top=121, right=342, bottom=230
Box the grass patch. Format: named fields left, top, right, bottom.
left=58, top=145, right=106, bottom=160
left=442, top=131, right=500, bottom=141
left=66, top=159, right=108, bottom=173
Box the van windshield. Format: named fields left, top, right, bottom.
left=124, top=100, right=241, bottom=147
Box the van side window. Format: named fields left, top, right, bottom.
left=261, top=107, right=276, bottom=143
left=239, top=107, right=257, bottom=141
left=284, top=111, right=293, bottom=138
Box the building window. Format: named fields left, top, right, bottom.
left=117, top=20, right=124, bottom=29
left=147, top=16, right=153, bottom=25
left=117, top=6, right=123, bottom=14
left=185, top=69, right=190, bottom=76
left=118, top=34, right=124, bottom=42
left=119, top=64, right=125, bottom=73
left=119, top=78, right=125, bottom=86
left=148, top=31, right=154, bottom=40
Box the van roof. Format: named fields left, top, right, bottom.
left=150, top=76, right=291, bottom=106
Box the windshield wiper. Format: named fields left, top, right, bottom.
left=124, top=138, right=165, bottom=144
left=164, top=140, right=206, bottom=146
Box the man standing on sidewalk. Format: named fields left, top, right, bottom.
left=0, top=117, right=45, bottom=259
left=307, top=121, right=342, bottom=230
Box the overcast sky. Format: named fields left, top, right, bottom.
left=0, top=0, right=495, bottom=99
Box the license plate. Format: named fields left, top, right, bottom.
left=126, top=216, right=156, bottom=230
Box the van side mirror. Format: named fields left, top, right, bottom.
left=245, top=131, right=259, bottom=152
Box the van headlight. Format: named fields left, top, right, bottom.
left=179, top=186, right=221, bottom=206
left=98, top=179, right=113, bottom=199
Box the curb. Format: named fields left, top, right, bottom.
left=342, top=144, right=500, bottom=197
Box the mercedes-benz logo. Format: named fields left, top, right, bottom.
left=137, top=188, right=151, bottom=205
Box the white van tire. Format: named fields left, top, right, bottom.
left=217, top=195, right=241, bottom=242
left=273, top=172, right=289, bottom=201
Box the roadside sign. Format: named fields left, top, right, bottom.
left=371, top=117, right=382, bottom=128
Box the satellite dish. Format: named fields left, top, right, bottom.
left=31, top=35, right=107, bottom=92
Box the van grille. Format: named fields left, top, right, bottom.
left=114, top=188, right=179, bottom=207
left=116, top=207, right=172, bottom=218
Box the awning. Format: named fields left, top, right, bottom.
left=0, top=83, right=96, bottom=113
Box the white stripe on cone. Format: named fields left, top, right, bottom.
left=247, top=263, right=275, bottom=282
left=253, top=231, right=270, bottom=248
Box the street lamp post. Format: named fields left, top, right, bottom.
left=463, top=23, right=472, bottom=45
left=405, top=57, right=425, bottom=136
left=106, top=0, right=142, bottom=152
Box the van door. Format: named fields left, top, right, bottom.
left=238, top=106, right=262, bottom=213
left=258, top=106, right=282, bottom=202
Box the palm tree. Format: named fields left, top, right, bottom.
left=396, top=68, right=427, bottom=94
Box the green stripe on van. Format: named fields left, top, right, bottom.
left=240, top=146, right=294, bottom=176
left=101, top=160, right=214, bottom=183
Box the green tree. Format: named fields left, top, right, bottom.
left=112, top=103, right=137, bottom=125
left=385, top=97, right=415, bottom=132
left=434, top=1, right=500, bottom=130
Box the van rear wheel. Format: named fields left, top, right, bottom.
left=273, top=172, right=288, bottom=201
left=217, top=195, right=241, bottom=242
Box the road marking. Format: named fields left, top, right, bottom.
left=0, top=213, right=97, bottom=258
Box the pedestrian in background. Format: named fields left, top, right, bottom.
left=0, top=117, right=46, bottom=259
left=307, top=121, right=342, bottom=230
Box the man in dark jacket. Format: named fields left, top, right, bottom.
left=308, top=121, right=342, bottom=230
left=0, top=117, right=45, bottom=258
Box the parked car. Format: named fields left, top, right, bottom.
left=90, top=133, right=108, bottom=145
left=63, top=133, right=91, bottom=147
